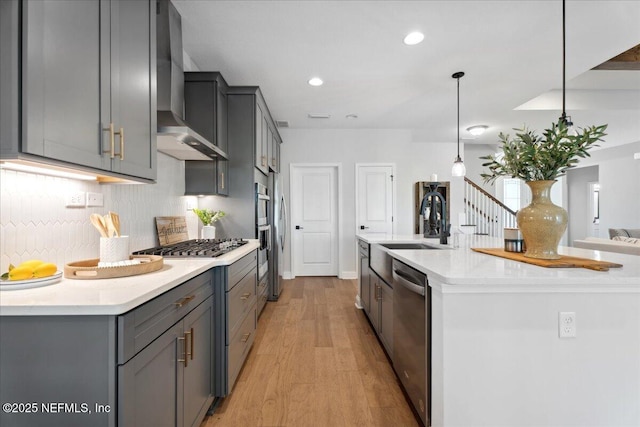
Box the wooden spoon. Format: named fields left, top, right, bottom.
left=109, top=211, right=121, bottom=237
left=90, top=213, right=109, bottom=238
left=104, top=214, right=116, bottom=238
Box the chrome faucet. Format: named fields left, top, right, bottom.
left=420, top=186, right=450, bottom=244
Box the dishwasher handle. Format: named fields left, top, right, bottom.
left=393, top=269, right=426, bottom=296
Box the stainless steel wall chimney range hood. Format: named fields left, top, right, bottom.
left=156, top=0, right=227, bottom=160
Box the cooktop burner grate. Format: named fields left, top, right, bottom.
left=132, top=238, right=247, bottom=258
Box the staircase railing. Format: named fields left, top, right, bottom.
left=464, top=177, right=517, bottom=237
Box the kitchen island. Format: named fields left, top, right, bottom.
left=358, top=233, right=640, bottom=427
left=0, top=241, right=259, bottom=427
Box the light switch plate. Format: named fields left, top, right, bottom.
left=87, top=192, right=104, bottom=207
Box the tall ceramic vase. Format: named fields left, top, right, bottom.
left=516, top=180, right=568, bottom=260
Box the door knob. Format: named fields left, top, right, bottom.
left=295, top=225, right=303, bottom=230
left=360, top=225, right=370, bottom=230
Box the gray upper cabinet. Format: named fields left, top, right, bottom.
left=228, top=86, right=280, bottom=177
left=184, top=72, right=230, bottom=196
left=184, top=72, right=229, bottom=157
left=1, top=0, right=156, bottom=182
left=255, top=101, right=268, bottom=175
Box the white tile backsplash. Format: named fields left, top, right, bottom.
left=0, top=153, right=197, bottom=272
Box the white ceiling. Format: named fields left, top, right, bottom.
left=173, top=0, right=640, bottom=149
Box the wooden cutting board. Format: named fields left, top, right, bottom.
left=155, top=216, right=189, bottom=245
left=472, top=248, right=623, bottom=271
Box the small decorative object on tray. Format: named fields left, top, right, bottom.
left=64, top=255, right=163, bottom=279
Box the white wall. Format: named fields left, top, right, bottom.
left=279, top=128, right=462, bottom=278
left=0, top=153, right=196, bottom=272
left=463, top=143, right=498, bottom=196
left=572, top=141, right=640, bottom=237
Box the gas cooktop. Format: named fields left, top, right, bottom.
left=132, top=238, right=247, bottom=258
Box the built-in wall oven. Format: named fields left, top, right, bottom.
left=256, top=183, right=270, bottom=279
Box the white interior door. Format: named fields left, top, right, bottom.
left=356, top=164, right=394, bottom=234
left=291, top=165, right=338, bottom=276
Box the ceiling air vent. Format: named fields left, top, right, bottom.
left=276, top=120, right=290, bottom=128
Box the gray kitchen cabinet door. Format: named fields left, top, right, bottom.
left=369, top=269, right=381, bottom=332
left=255, top=102, right=268, bottom=174
left=379, top=279, right=394, bottom=359
left=22, top=0, right=110, bottom=171
left=267, top=125, right=275, bottom=172
left=119, top=321, right=183, bottom=427
left=183, top=296, right=214, bottom=427
left=109, top=0, right=156, bottom=180
left=216, top=81, right=228, bottom=154
left=360, top=253, right=371, bottom=315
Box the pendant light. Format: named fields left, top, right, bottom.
left=559, top=0, right=576, bottom=134
left=451, top=71, right=466, bottom=177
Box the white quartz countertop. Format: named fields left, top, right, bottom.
left=357, top=233, right=640, bottom=292
left=0, top=240, right=260, bottom=316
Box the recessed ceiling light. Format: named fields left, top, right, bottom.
left=308, top=77, right=323, bottom=86
left=467, top=125, right=488, bottom=136
left=345, top=114, right=358, bottom=119
left=308, top=113, right=331, bottom=119
left=403, top=31, right=424, bottom=45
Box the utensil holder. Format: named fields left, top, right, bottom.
left=100, top=236, right=130, bottom=263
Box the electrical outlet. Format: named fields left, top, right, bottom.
left=559, top=312, right=576, bottom=338
left=65, top=192, right=86, bottom=207
left=86, top=192, right=104, bottom=207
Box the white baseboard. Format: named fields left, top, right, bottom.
left=282, top=271, right=293, bottom=280
left=354, top=295, right=363, bottom=309
left=340, top=271, right=357, bottom=280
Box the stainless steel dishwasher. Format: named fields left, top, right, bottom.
left=392, top=258, right=430, bottom=426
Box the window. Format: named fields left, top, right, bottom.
left=503, top=178, right=521, bottom=212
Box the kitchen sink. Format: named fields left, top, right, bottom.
left=378, top=242, right=442, bottom=250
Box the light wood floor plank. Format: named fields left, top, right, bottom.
left=201, top=277, right=419, bottom=427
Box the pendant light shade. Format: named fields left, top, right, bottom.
left=451, top=71, right=466, bottom=177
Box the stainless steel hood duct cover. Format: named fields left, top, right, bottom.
left=156, top=0, right=227, bottom=160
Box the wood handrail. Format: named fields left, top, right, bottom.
left=464, top=177, right=517, bottom=216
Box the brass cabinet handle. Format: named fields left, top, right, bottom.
left=220, top=172, right=225, bottom=189
left=240, top=292, right=251, bottom=300
left=241, top=332, right=251, bottom=343
left=177, top=336, right=187, bottom=367
left=261, top=156, right=266, bottom=167
left=271, top=157, right=276, bottom=166
left=115, top=127, right=124, bottom=160
left=190, top=327, right=194, bottom=360
left=174, top=295, right=195, bottom=308
left=102, top=123, right=115, bottom=159
left=184, top=329, right=192, bottom=366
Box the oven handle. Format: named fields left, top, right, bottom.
left=392, top=269, right=426, bottom=296
left=267, top=225, right=272, bottom=251
left=257, top=194, right=270, bottom=201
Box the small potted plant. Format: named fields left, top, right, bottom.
left=192, top=208, right=226, bottom=239
left=480, top=119, right=607, bottom=259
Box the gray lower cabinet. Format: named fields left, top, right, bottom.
left=368, top=269, right=394, bottom=358
left=358, top=239, right=371, bottom=315
left=119, top=296, right=214, bottom=427
left=213, top=250, right=258, bottom=396
left=257, top=273, right=268, bottom=317
left=0, top=270, right=214, bottom=427
left=0, top=0, right=156, bottom=182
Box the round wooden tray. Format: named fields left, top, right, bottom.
left=64, top=255, right=164, bottom=280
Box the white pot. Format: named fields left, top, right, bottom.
left=201, top=225, right=216, bottom=239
